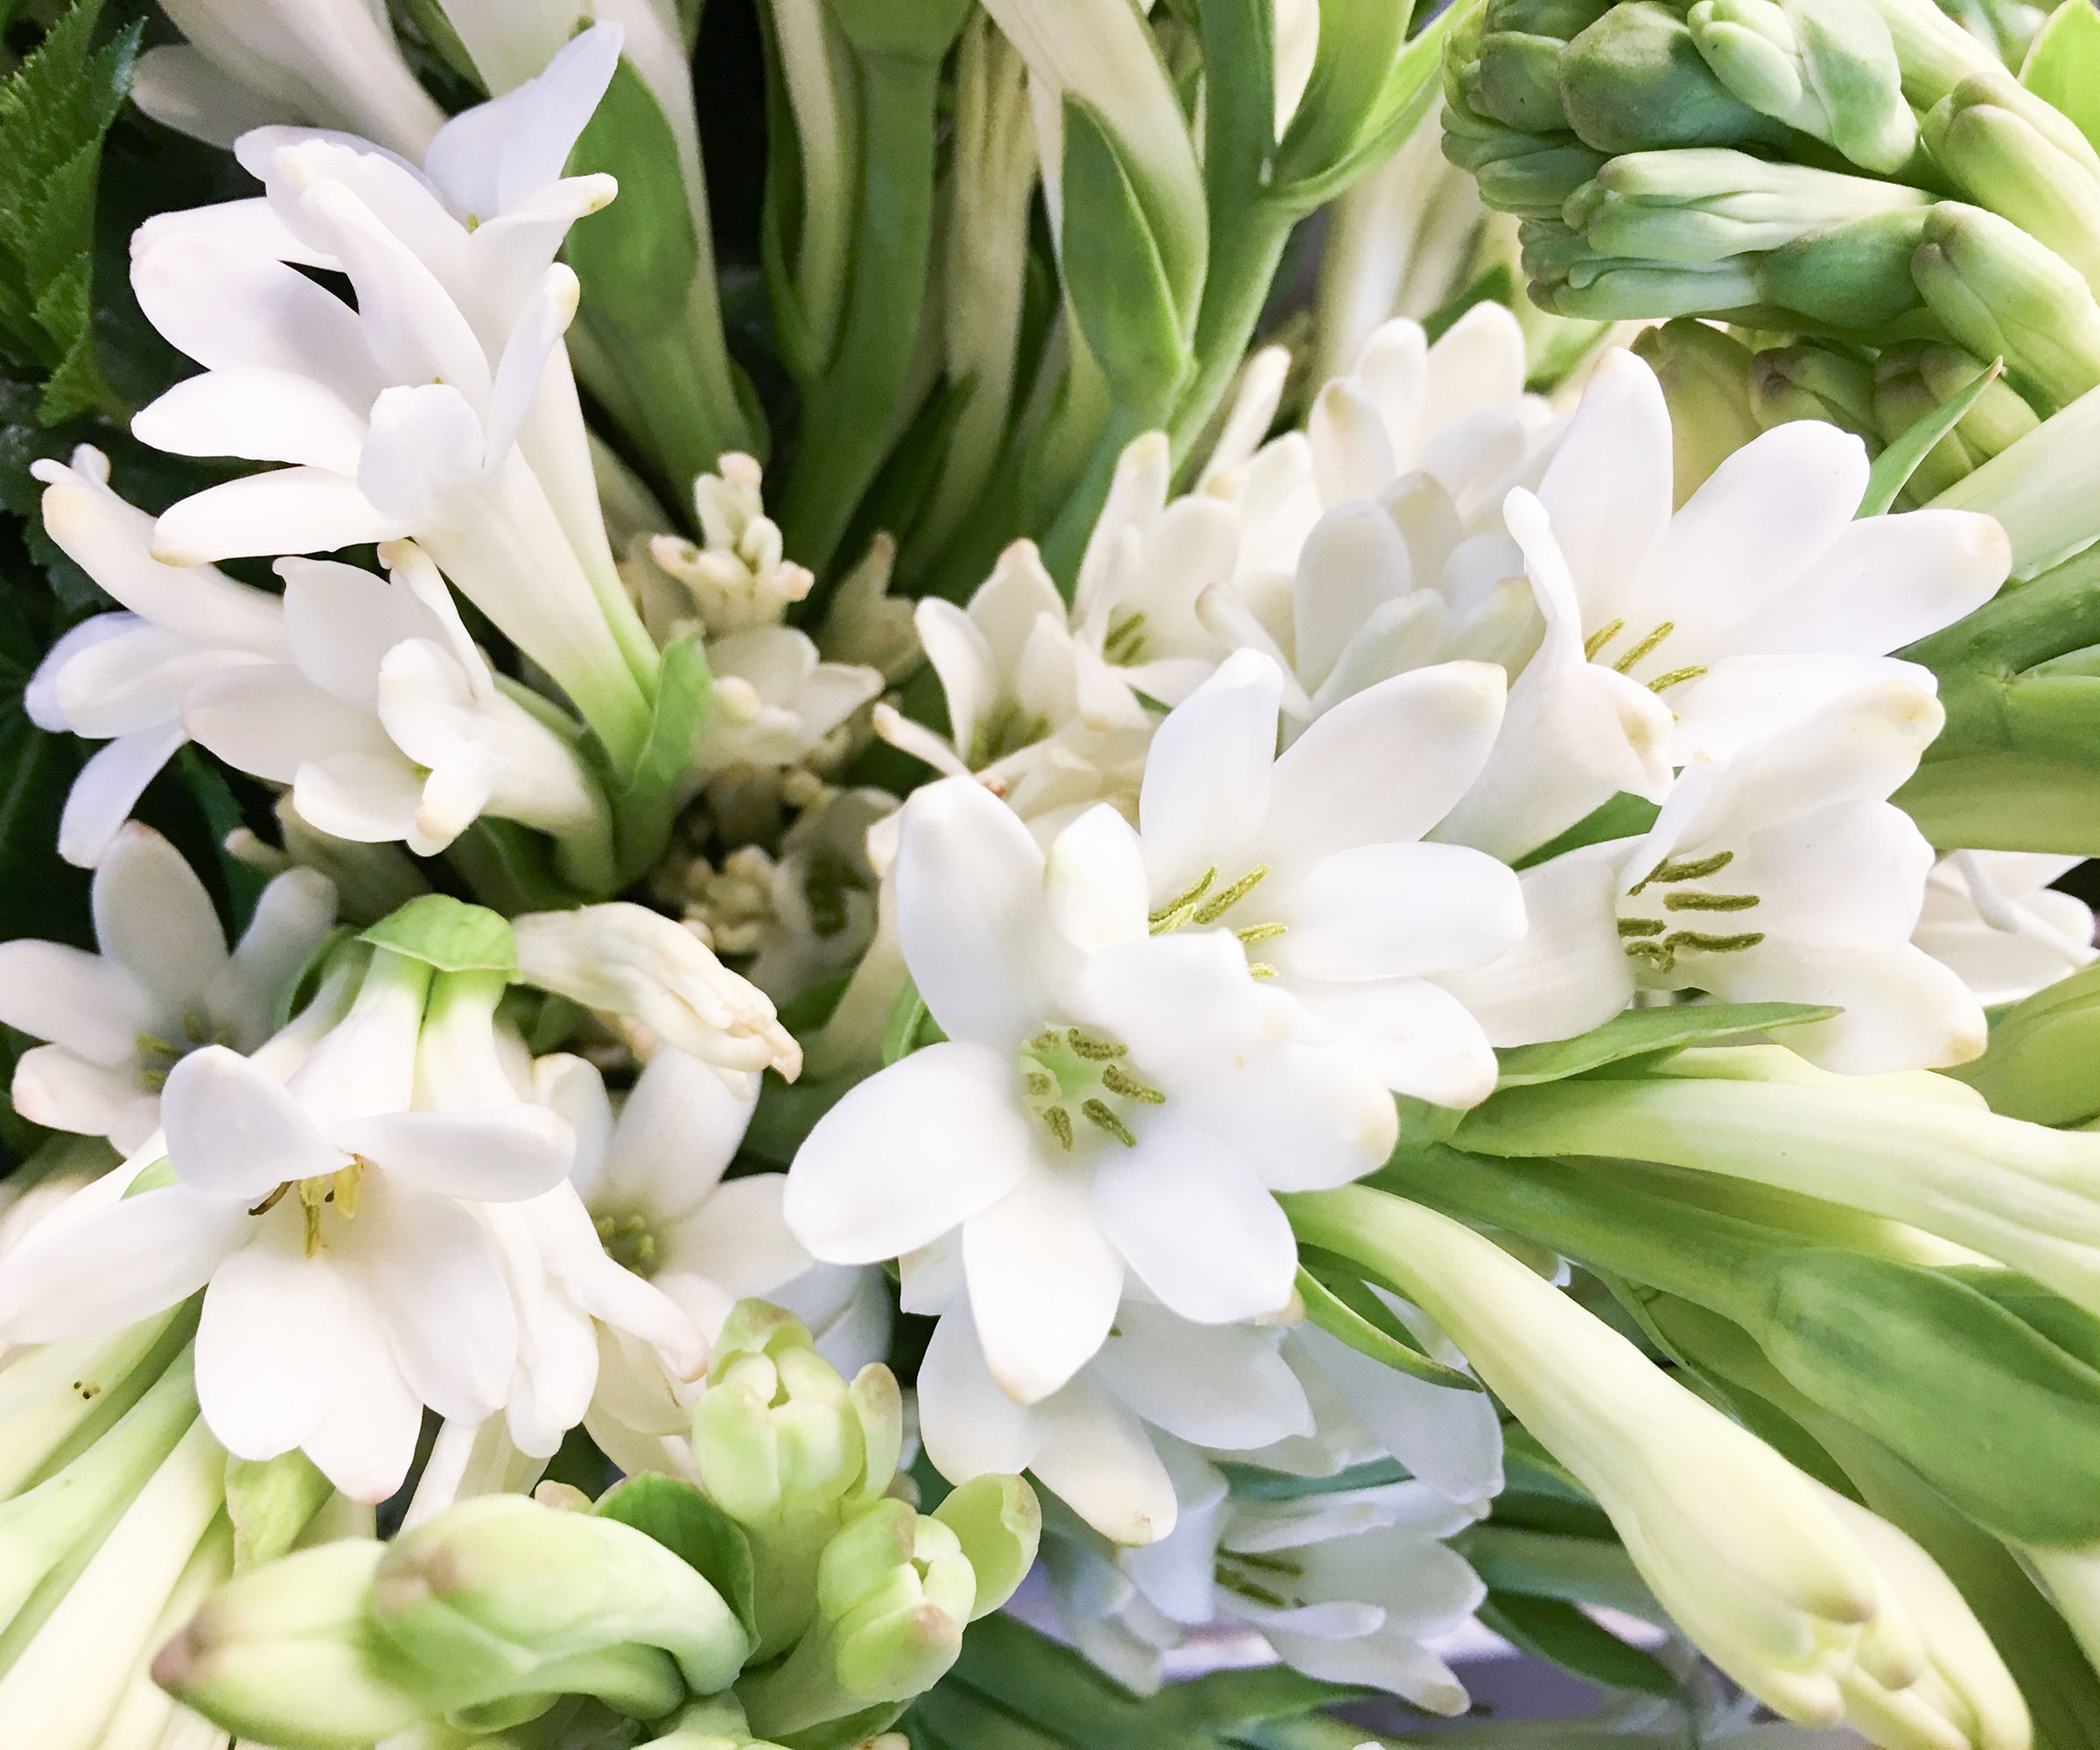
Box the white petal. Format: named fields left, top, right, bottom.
left=184, top=663, right=395, bottom=784
left=1045, top=804, right=1151, bottom=954
left=358, top=383, right=487, bottom=522
left=153, top=468, right=405, bottom=566
left=424, top=24, right=623, bottom=217
left=1310, top=380, right=1397, bottom=507
left=196, top=1239, right=351, bottom=1457
left=1092, top=1113, right=1297, bottom=1323
left=895, top=777, right=1069, bottom=1046
left=1533, top=348, right=1671, bottom=616
left=1068, top=931, right=1263, bottom=1092
left=1181, top=1040, right=1399, bottom=1191
left=0, top=1186, right=247, bottom=1341
left=1295, top=1324, right=1504, bottom=1504
left=1264, top=662, right=1507, bottom=872
left=0, top=941, right=154, bottom=1063
left=915, top=599, right=999, bottom=758
left=1295, top=978, right=1502, bottom=1109
left=1030, top=1371, right=1180, bottom=1546
left=298, top=1311, right=425, bottom=1502
left=10, top=1046, right=157, bottom=1145
left=133, top=367, right=370, bottom=473
left=1286, top=842, right=1525, bottom=980
left=1698, top=940, right=1986, bottom=1074
left=216, top=868, right=340, bottom=1046
left=599, top=1049, right=752, bottom=1215
left=291, top=751, right=429, bottom=847
left=963, top=1166, right=1124, bottom=1404
left=658, top=1174, right=812, bottom=1298
left=164, top=1043, right=347, bottom=1201
left=1138, top=649, right=1280, bottom=894
left=1292, top=503, right=1415, bottom=694
left=1434, top=850, right=1633, bottom=1047
left=130, top=45, right=293, bottom=147
left=1094, top=1303, right=1313, bottom=1448
left=785, top=1041, right=1036, bottom=1263
left=915, top=1306, right=1041, bottom=1480
left=332, top=1105, right=573, bottom=1201
left=93, top=822, right=227, bottom=1013
left=281, top=556, right=444, bottom=705
left=57, top=723, right=191, bottom=870
left=1424, top=302, right=1529, bottom=432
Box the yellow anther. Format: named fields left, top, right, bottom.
left=1193, top=864, right=1270, bottom=926
left=1612, top=620, right=1675, bottom=675
left=1080, top=1099, right=1137, bottom=1146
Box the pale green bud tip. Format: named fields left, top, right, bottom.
left=817, top=1501, right=973, bottom=1704
left=1558, top=0, right=1793, bottom=155
left=1750, top=342, right=1880, bottom=443
left=1685, top=0, right=1913, bottom=172
left=931, top=1475, right=1041, bottom=1620
left=1913, top=203, right=2100, bottom=411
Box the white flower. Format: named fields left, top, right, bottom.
left=1611, top=664, right=1987, bottom=1073
left=25, top=448, right=290, bottom=867
left=1914, top=851, right=2095, bottom=1005
left=128, top=27, right=661, bottom=770
left=512, top=903, right=803, bottom=1078
left=786, top=776, right=1396, bottom=1410
left=644, top=453, right=815, bottom=639
left=0, top=950, right=575, bottom=1502
left=690, top=627, right=883, bottom=776
left=1048, top=1465, right=1488, bottom=1714
left=726, top=787, right=900, bottom=1004
left=136, top=0, right=444, bottom=157
left=0, top=824, right=335, bottom=1152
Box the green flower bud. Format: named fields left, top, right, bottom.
left=1755, top=202, right=1931, bottom=326
left=638, top=1693, right=790, bottom=1750
left=1566, top=148, right=1930, bottom=263
left=1948, top=961, right=2100, bottom=1125
left=372, top=1494, right=750, bottom=1718
left=152, top=1542, right=433, bottom=1750
left=1912, top=202, right=2100, bottom=413
left=1751, top=341, right=1882, bottom=448
left=1560, top=1, right=1796, bottom=154
left=1631, top=318, right=1765, bottom=503
left=1443, top=102, right=1611, bottom=220
left=930, top=1474, right=1041, bottom=1620
left=1524, top=221, right=1762, bottom=318
left=1685, top=0, right=1914, bottom=172
left=1467, top=0, right=1615, bottom=131
left=1922, top=70, right=2100, bottom=293
left=1872, top=340, right=2040, bottom=498
left=693, top=1301, right=906, bottom=1658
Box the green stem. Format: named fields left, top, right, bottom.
left=776, top=49, right=948, bottom=580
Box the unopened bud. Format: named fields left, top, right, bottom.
left=1632, top=319, right=1763, bottom=503
left=1559, top=1, right=1795, bottom=154
left=1872, top=341, right=2040, bottom=499
left=1443, top=102, right=1610, bottom=220
left=930, top=1474, right=1042, bottom=1620
left=1912, top=203, right=2100, bottom=415
left=1922, top=70, right=2100, bottom=294
left=1466, top=0, right=1614, bottom=131
left=1686, top=0, right=1914, bottom=172
left=1752, top=342, right=1881, bottom=449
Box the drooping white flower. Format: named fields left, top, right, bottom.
left=24, top=448, right=290, bottom=867
left=786, top=777, right=1396, bottom=1410
left=129, top=27, right=662, bottom=770
left=0, top=824, right=335, bottom=1152
left=1611, top=664, right=1988, bottom=1074
left=1914, top=851, right=2096, bottom=1005
left=0, top=948, right=575, bottom=1502
left=136, top=0, right=444, bottom=157
left=1128, top=649, right=1525, bottom=1108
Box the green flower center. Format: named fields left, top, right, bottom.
left=1018, top=1026, right=1166, bottom=1152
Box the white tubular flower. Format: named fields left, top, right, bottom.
left=1914, top=851, right=2095, bottom=1004
left=129, top=27, right=661, bottom=770
left=1439, top=349, right=2010, bottom=859
left=0, top=950, right=576, bottom=1502
left=136, top=0, right=444, bottom=157
left=1611, top=665, right=1986, bottom=1073
left=26, top=447, right=290, bottom=867
left=646, top=454, right=814, bottom=638
left=1303, top=1190, right=2024, bottom=1743
left=785, top=777, right=1396, bottom=1410
left=1133, top=650, right=1525, bottom=1109
left=733, top=788, right=900, bottom=1004
left=181, top=544, right=614, bottom=882
left=0, top=825, right=335, bottom=1152
left=512, top=903, right=803, bottom=1079
left=913, top=1272, right=1315, bottom=1547
left=690, top=627, right=883, bottom=776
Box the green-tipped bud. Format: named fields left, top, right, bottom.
left=1751, top=342, right=1882, bottom=448
left=1685, top=0, right=1914, bottom=172
left=1467, top=0, right=1615, bottom=130
left=1922, top=70, right=2100, bottom=293
left=1872, top=340, right=2040, bottom=497
left=1566, top=148, right=1930, bottom=263
left=373, top=1495, right=750, bottom=1715
left=930, top=1475, right=1042, bottom=1620
left=638, top=1693, right=790, bottom=1750
left=1632, top=319, right=1765, bottom=502
left=1560, top=2, right=1796, bottom=153
left=1756, top=202, right=1931, bottom=326
left=1443, top=102, right=1611, bottom=220
left=1912, top=202, right=2100, bottom=413
left=1525, top=220, right=1762, bottom=317
left=1947, top=962, right=2100, bottom=1125
left=695, top=1301, right=906, bottom=1658
left=151, top=1542, right=432, bottom=1750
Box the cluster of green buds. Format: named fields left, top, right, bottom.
left=1446, top=0, right=2100, bottom=411
left=155, top=1302, right=1039, bottom=1750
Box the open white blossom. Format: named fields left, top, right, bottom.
left=0, top=824, right=335, bottom=1152
left=788, top=777, right=1396, bottom=1409
left=1914, top=851, right=2096, bottom=1005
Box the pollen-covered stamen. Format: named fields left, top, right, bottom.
left=1018, top=1025, right=1165, bottom=1152
left=1216, top=1549, right=1306, bottom=1611
left=1149, top=869, right=1217, bottom=933
left=1611, top=620, right=1676, bottom=676
left=250, top=1159, right=368, bottom=1257
left=136, top=1008, right=236, bottom=1091
left=967, top=699, right=1052, bottom=768
left=1620, top=847, right=1766, bottom=976
left=1103, top=610, right=1148, bottom=664
left=595, top=1210, right=660, bottom=1274
left=1583, top=618, right=1626, bottom=662
left=1193, top=864, right=1270, bottom=926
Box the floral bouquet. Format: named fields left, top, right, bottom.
left=4, top=0, right=2100, bottom=1744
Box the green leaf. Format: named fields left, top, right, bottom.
left=879, top=979, right=946, bottom=1064
left=2022, top=0, right=2100, bottom=154
left=1273, top=0, right=1418, bottom=191
left=565, top=56, right=704, bottom=332
left=1060, top=96, right=1193, bottom=420
left=359, top=894, right=517, bottom=976
left=226, top=1450, right=332, bottom=1569
left=122, top=1157, right=178, bottom=1197
left=1857, top=355, right=2005, bottom=518
left=177, top=748, right=267, bottom=934
left=1510, top=789, right=1660, bottom=869
left=593, top=1473, right=760, bottom=1647
left=612, top=634, right=710, bottom=886
left=1493, top=1002, right=1841, bottom=1087
left=1294, top=1265, right=1484, bottom=1391
left=1477, top=1592, right=1678, bottom=1697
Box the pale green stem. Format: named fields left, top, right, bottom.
left=0, top=1305, right=194, bottom=1500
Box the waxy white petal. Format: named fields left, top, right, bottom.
left=94, top=823, right=228, bottom=1015
left=332, top=1105, right=572, bottom=1202
left=0, top=1186, right=248, bottom=1341
left=57, top=723, right=192, bottom=870
left=133, top=366, right=370, bottom=473
left=964, top=1166, right=1124, bottom=1404
left=164, top=1044, right=349, bottom=1201
left=1286, top=842, right=1524, bottom=980
left=153, top=466, right=405, bottom=566
left=196, top=1238, right=352, bottom=1457
left=1138, top=648, right=1279, bottom=892
left=0, top=942, right=154, bottom=1064
left=1094, top=1304, right=1313, bottom=1448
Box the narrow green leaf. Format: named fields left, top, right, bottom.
left=1478, top=1592, right=1678, bottom=1697
left=2022, top=0, right=2100, bottom=154
left=1494, top=1002, right=1841, bottom=1087
left=359, top=894, right=517, bottom=976
left=594, top=1473, right=760, bottom=1646
left=565, top=56, right=704, bottom=331
left=1060, top=95, right=1192, bottom=419
left=1857, top=355, right=2005, bottom=518
left=1510, top=789, right=1659, bottom=869
left=1295, top=1265, right=1483, bottom=1391
left=880, top=979, right=944, bottom=1064
left=612, top=634, right=710, bottom=883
